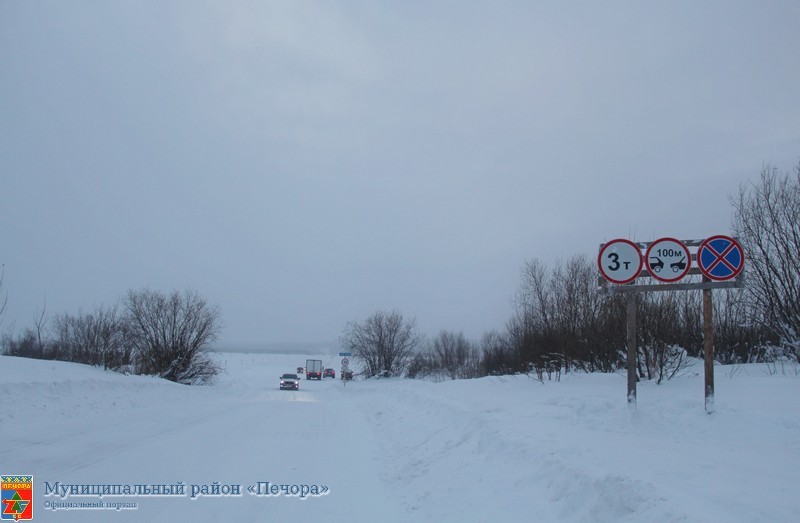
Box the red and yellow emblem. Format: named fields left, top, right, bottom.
left=1, top=476, right=33, bottom=521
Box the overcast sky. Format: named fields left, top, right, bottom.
left=2, top=1, right=799, bottom=347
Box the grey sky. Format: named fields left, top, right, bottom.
left=2, top=1, right=799, bottom=346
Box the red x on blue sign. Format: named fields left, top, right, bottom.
left=697, top=235, right=745, bottom=281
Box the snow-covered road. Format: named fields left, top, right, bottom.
left=2, top=352, right=799, bottom=522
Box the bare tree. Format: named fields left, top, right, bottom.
left=2, top=329, right=39, bottom=358
left=430, top=330, right=480, bottom=380
left=2, top=302, right=55, bottom=360
left=0, top=265, right=7, bottom=324
left=340, top=310, right=421, bottom=377
left=405, top=350, right=433, bottom=379
left=53, top=305, right=129, bottom=370
left=479, top=330, right=516, bottom=376
left=512, top=258, right=555, bottom=372
left=33, top=302, right=48, bottom=359
left=732, top=162, right=800, bottom=360
left=552, top=255, right=614, bottom=372
left=512, top=255, right=625, bottom=375
left=123, top=289, right=221, bottom=384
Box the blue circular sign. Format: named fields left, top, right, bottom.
left=697, top=235, right=744, bottom=281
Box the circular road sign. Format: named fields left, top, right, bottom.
left=598, top=239, right=643, bottom=284
left=645, top=238, right=691, bottom=282
left=341, top=358, right=350, bottom=367
left=697, top=235, right=744, bottom=281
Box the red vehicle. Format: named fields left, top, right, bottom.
left=323, top=368, right=336, bottom=379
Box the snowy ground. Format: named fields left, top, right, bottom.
left=1, top=352, right=798, bottom=522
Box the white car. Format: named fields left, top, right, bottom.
left=279, top=373, right=300, bottom=390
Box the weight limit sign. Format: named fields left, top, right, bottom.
left=598, top=239, right=643, bottom=284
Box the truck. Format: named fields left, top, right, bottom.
left=305, top=359, right=323, bottom=380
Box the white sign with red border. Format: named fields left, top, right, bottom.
left=598, top=239, right=643, bottom=284
left=645, top=238, right=691, bottom=282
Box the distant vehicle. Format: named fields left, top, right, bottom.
left=279, top=373, right=300, bottom=390
left=341, top=369, right=354, bottom=381
left=306, top=359, right=323, bottom=380
left=296, top=367, right=304, bottom=374
left=323, top=368, right=336, bottom=379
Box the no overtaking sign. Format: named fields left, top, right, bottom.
left=645, top=238, right=691, bottom=283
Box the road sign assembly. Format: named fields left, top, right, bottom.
left=597, top=234, right=745, bottom=413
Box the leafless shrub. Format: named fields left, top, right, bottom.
left=123, top=289, right=221, bottom=384
left=340, top=310, right=421, bottom=378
